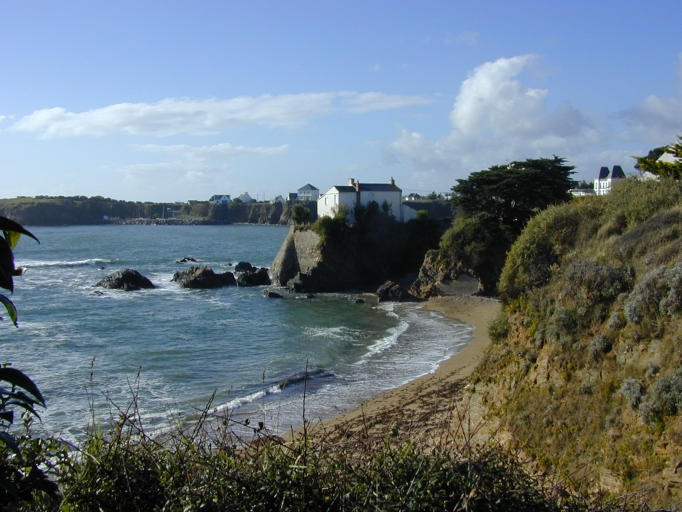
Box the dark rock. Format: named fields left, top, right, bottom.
left=96, top=269, right=155, bottom=291
left=237, top=267, right=271, bottom=286
left=171, top=266, right=236, bottom=289
left=409, top=249, right=482, bottom=299
left=234, top=261, right=255, bottom=272
left=176, top=256, right=197, bottom=263
left=376, top=280, right=411, bottom=302
left=355, top=298, right=365, bottom=304
left=264, top=290, right=283, bottom=299
left=306, top=294, right=315, bottom=299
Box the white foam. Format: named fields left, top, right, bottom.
left=19, top=258, right=113, bottom=268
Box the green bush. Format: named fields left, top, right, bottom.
left=488, top=310, right=510, bottom=343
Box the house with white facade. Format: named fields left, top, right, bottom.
left=209, top=194, right=231, bottom=205
left=238, top=192, right=256, bottom=203
left=594, top=165, right=626, bottom=196
left=297, top=184, right=319, bottom=201
left=317, top=177, right=418, bottom=223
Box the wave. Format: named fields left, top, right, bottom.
left=277, top=367, right=333, bottom=390
left=211, top=368, right=334, bottom=417
left=19, top=258, right=114, bottom=269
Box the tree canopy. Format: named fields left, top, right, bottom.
left=441, top=156, right=574, bottom=294
left=634, top=135, right=682, bottom=180
left=452, top=156, right=574, bottom=237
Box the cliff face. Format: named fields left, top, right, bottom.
left=269, top=227, right=358, bottom=291
left=409, top=249, right=481, bottom=298
left=472, top=179, right=682, bottom=507
left=269, top=212, right=442, bottom=293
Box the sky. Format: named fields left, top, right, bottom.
left=1, top=1, right=681, bottom=202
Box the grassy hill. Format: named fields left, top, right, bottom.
left=473, top=178, right=682, bottom=506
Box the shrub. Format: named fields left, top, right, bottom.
left=562, top=261, right=633, bottom=306
left=499, top=200, right=604, bottom=301
left=588, top=334, right=612, bottom=361
left=606, top=310, right=626, bottom=330
left=619, top=378, right=644, bottom=409
left=624, top=262, right=682, bottom=324
left=488, top=310, right=510, bottom=343
left=638, top=368, right=682, bottom=424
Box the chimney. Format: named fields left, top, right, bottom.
left=348, top=178, right=355, bottom=186
left=389, top=176, right=395, bottom=186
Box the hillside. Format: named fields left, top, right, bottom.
left=472, top=178, right=681, bottom=507
left=0, top=196, right=316, bottom=225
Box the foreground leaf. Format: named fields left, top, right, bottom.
left=0, top=216, right=40, bottom=248
left=0, top=293, right=18, bottom=326
left=0, top=236, right=14, bottom=292
left=0, top=367, right=45, bottom=406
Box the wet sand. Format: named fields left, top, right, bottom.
left=304, top=295, right=502, bottom=447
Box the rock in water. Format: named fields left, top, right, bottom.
left=263, top=290, right=283, bottom=299
left=376, top=280, right=410, bottom=302
left=96, top=269, right=155, bottom=291
left=237, top=267, right=271, bottom=286
left=234, top=261, right=255, bottom=272
left=176, top=256, right=197, bottom=263
left=171, top=266, right=236, bottom=289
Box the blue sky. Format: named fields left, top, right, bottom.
left=1, top=1, right=680, bottom=202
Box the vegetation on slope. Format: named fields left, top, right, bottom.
left=475, top=178, right=682, bottom=507
left=435, top=157, right=575, bottom=294
left=309, top=201, right=442, bottom=288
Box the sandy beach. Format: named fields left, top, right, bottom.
left=306, top=295, right=501, bottom=447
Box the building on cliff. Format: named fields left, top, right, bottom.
left=209, top=194, right=231, bottom=205
left=317, top=177, right=418, bottom=223
left=594, top=165, right=626, bottom=195
left=297, top=184, right=319, bottom=201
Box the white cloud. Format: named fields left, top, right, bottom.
left=620, top=52, right=682, bottom=144
left=10, top=92, right=432, bottom=138
left=390, top=55, right=600, bottom=183
left=340, top=91, right=431, bottom=113
left=134, top=142, right=289, bottom=160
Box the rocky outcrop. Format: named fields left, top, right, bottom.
left=237, top=267, right=271, bottom=286
left=269, top=228, right=358, bottom=292
left=176, top=257, right=197, bottom=263
left=263, top=290, right=283, bottom=299
left=234, top=261, right=254, bottom=272
left=409, top=249, right=481, bottom=298
left=171, top=266, right=236, bottom=289
left=96, top=269, right=155, bottom=291
left=376, top=280, right=411, bottom=302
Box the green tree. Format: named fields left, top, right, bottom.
left=452, top=156, right=574, bottom=236
left=441, top=156, right=574, bottom=294
left=634, top=135, right=682, bottom=180
left=291, top=204, right=312, bottom=225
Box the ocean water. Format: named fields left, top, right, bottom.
left=2, top=224, right=472, bottom=439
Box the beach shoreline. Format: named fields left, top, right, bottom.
left=303, top=294, right=501, bottom=445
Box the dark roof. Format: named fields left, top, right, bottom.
left=359, top=183, right=401, bottom=192
left=298, top=184, right=318, bottom=191
left=598, top=166, right=610, bottom=179
left=332, top=186, right=356, bottom=192
left=331, top=183, right=401, bottom=193
left=611, top=165, right=626, bottom=179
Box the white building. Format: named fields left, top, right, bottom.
left=238, top=192, right=256, bottom=203
left=594, top=165, right=626, bottom=196
left=297, top=184, right=319, bottom=201
left=317, top=178, right=418, bottom=223
left=209, top=194, right=231, bottom=205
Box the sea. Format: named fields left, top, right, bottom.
left=2, top=224, right=472, bottom=440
